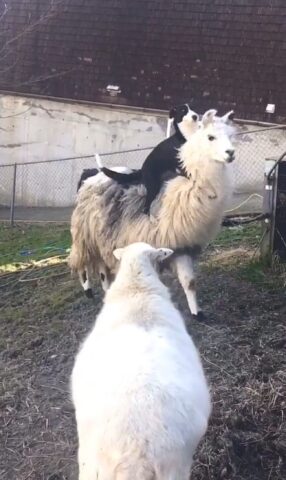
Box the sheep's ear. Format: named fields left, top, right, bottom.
left=221, top=110, right=235, bottom=123
left=153, top=247, right=174, bottom=263
left=169, top=107, right=177, bottom=119
left=113, top=247, right=124, bottom=260
left=201, top=109, right=217, bottom=127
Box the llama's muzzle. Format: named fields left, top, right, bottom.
left=226, top=149, right=235, bottom=163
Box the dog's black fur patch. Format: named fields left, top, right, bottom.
left=101, top=104, right=197, bottom=214
left=77, top=168, right=99, bottom=191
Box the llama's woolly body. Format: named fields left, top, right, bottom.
left=69, top=110, right=235, bottom=315
left=71, top=243, right=211, bottom=480
left=70, top=151, right=233, bottom=274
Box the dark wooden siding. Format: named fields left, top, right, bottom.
left=1, top=0, right=285, bottom=121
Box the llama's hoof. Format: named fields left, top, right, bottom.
left=192, top=311, right=206, bottom=322
left=85, top=288, right=94, bottom=299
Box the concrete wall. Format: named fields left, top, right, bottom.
left=0, top=94, right=167, bottom=207
left=1, top=93, right=286, bottom=208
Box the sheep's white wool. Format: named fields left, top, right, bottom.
left=71, top=242, right=211, bottom=480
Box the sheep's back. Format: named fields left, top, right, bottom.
left=72, top=316, right=210, bottom=463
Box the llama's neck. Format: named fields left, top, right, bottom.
left=192, top=161, right=233, bottom=213
left=157, top=159, right=233, bottom=248
left=190, top=158, right=231, bottom=188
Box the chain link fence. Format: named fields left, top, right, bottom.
left=229, top=126, right=286, bottom=215
left=0, top=127, right=286, bottom=223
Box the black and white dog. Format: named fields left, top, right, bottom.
left=100, top=104, right=200, bottom=213
left=77, top=168, right=99, bottom=191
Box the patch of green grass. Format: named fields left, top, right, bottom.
left=212, top=223, right=262, bottom=249
left=46, top=287, right=82, bottom=313
left=203, top=253, right=285, bottom=291
left=0, top=223, right=71, bottom=271
left=4, top=305, right=30, bottom=323
left=204, top=222, right=286, bottom=290
left=238, top=260, right=266, bottom=283
left=238, top=258, right=286, bottom=290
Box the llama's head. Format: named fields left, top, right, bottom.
left=114, top=242, right=174, bottom=273
left=179, top=109, right=235, bottom=172
left=169, top=104, right=199, bottom=139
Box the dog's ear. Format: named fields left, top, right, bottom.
left=169, top=107, right=177, bottom=119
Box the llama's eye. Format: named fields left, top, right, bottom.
left=208, top=135, right=216, bottom=141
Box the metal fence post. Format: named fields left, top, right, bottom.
left=10, top=163, right=17, bottom=227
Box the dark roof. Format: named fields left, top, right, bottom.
left=1, top=0, right=286, bottom=121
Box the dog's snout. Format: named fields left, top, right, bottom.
left=226, top=149, right=235, bottom=162
left=192, top=114, right=198, bottom=121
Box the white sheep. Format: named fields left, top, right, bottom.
left=68, top=109, right=235, bottom=319
left=71, top=242, right=211, bottom=480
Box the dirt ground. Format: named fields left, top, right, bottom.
left=0, top=224, right=285, bottom=480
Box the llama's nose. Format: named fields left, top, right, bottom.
left=192, top=114, right=198, bottom=121
left=226, top=149, right=235, bottom=162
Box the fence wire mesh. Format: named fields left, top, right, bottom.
left=0, top=164, right=14, bottom=209
left=0, top=127, right=286, bottom=223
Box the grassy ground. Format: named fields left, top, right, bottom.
left=208, top=224, right=286, bottom=292
left=0, top=223, right=71, bottom=271
left=0, top=222, right=285, bottom=480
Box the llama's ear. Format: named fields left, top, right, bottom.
left=113, top=247, right=124, bottom=260
left=221, top=110, right=235, bottom=123
left=201, top=109, right=217, bottom=126
left=153, top=247, right=174, bottom=263
left=169, top=107, right=177, bottom=119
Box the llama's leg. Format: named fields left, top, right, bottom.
left=173, top=255, right=204, bottom=320
left=79, top=268, right=93, bottom=298
left=98, top=262, right=111, bottom=292
left=143, top=171, right=162, bottom=214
